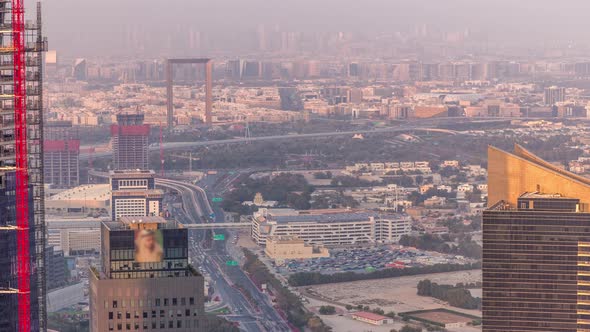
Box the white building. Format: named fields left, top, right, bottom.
left=110, top=170, right=163, bottom=220
left=251, top=209, right=410, bottom=247
left=457, top=183, right=474, bottom=193
left=47, top=218, right=104, bottom=255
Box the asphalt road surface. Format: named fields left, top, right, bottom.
left=158, top=178, right=290, bottom=332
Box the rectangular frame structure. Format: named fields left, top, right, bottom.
left=166, top=58, right=212, bottom=129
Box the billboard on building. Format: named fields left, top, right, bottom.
left=134, top=229, right=163, bottom=263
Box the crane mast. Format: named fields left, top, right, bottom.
left=12, top=0, right=31, bottom=330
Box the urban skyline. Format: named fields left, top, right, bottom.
left=5, top=1, right=590, bottom=332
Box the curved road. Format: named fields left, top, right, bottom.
left=80, top=125, right=461, bottom=160
left=157, top=178, right=291, bottom=332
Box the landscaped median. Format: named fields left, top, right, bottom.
left=242, top=249, right=333, bottom=332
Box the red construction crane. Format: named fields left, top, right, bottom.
left=12, top=0, right=31, bottom=330
left=160, top=123, right=164, bottom=177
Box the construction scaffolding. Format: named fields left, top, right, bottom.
left=0, top=0, right=47, bottom=331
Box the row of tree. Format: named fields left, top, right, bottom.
left=398, top=234, right=482, bottom=259
left=417, top=279, right=481, bottom=310
left=242, top=250, right=332, bottom=332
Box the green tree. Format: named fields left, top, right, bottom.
left=319, top=305, right=336, bottom=315
left=400, top=325, right=422, bottom=332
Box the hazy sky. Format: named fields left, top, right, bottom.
left=37, top=0, right=590, bottom=57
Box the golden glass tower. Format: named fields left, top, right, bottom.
left=484, top=145, right=590, bottom=331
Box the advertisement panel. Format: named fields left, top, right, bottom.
left=134, top=229, right=164, bottom=263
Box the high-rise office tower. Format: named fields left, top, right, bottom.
left=72, top=58, right=87, bottom=81
left=44, top=121, right=80, bottom=188
left=544, top=86, right=566, bottom=106
left=111, top=112, right=150, bottom=171
left=89, top=216, right=210, bottom=331
left=483, top=144, right=590, bottom=331
left=0, top=1, right=47, bottom=330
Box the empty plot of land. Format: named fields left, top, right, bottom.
left=303, top=270, right=482, bottom=316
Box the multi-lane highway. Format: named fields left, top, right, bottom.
left=80, top=124, right=464, bottom=160
left=156, top=178, right=290, bottom=332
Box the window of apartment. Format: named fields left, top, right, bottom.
left=189, top=297, right=194, bottom=305
left=134, top=322, right=139, bottom=330
left=172, top=298, right=177, bottom=306
left=180, top=297, right=186, bottom=306
left=155, top=298, right=160, bottom=307
left=142, top=311, right=147, bottom=319
left=134, top=311, right=139, bottom=319
left=109, top=322, right=114, bottom=331
left=164, top=298, right=168, bottom=306
left=151, top=310, right=156, bottom=318
left=151, top=322, right=156, bottom=329
left=177, top=320, right=182, bottom=328
left=108, top=312, right=113, bottom=320
left=160, top=321, right=165, bottom=329
left=185, top=309, right=190, bottom=317
left=113, top=300, right=118, bottom=308
left=117, top=312, right=122, bottom=320
left=160, top=310, right=164, bottom=318
left=126, top=312, right=130, bottom=319
left=168, top=321, right=173, bottom=329
left=117, top=323, right=122, bottom=331
left=125, top=323, right=130, bottom=330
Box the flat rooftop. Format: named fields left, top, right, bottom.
left=120, top=216, right=167, bottom=225
left=49, top=184, right=111, bottom=201
left=111, top=189, right=163, bottom=197
left=351, top=311, right=389, bottom=321
left=110, top=169, right=155, bottom=178
left=519, top=192, right=569, bottom=199
left=104, top=217, right=180, bottom=231
left=270, top=212, right=400, bottom=224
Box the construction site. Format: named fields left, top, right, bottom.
left=0, top=0, right=47, bottom=331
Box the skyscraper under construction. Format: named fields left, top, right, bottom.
left=111, top=111, right=150, bottom=171
left=0, top=1, right=47, bottom=331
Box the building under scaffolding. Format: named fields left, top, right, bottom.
left=0, top=1, right=47, bottom=331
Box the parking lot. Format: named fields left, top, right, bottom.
left=276, top=245, right=474, bottom=275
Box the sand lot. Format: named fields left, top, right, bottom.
left=301, top=270, right=482, bottom=332
left=302, top=270, right=482, bottom=316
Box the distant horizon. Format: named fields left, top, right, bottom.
left=37, top=0, right=590, bottom=57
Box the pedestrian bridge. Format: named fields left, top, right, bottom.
left=182, top=223, right=251, bottom=229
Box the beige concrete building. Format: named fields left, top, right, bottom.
left=264, top=236, right=329, bottom=261
left=47, top=218, right=104, bottom=256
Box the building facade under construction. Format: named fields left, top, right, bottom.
left=0, top=1, right=47, bottom=331
left=111, top=111, right=150, bottom=171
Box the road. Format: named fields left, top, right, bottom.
left=157, top=178, right=291, bottom=332
left=80, top=124, right=464, bottom=160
